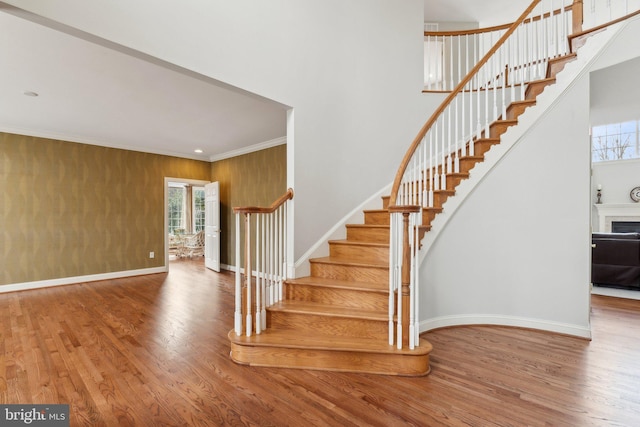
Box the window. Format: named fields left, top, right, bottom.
left=193, top=187, right=205, bottom=232
left=592, top=120, right=640, bottom=162
left=168, top=184, right=187, bottom=234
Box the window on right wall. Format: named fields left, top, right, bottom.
left=592, top=120, right=640, bottom=162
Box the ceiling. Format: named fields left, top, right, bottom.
left=423, top=0, right=530, bottom=25
left=0, top=8, right=288, bottom=162
left=0, top=2, right=530, bottom=162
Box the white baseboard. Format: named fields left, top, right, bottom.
left=420, top=314, right=592, bottom=339
left=0, top=267, right=168, bottom=294
left=591, top=285, right=640, bottom=300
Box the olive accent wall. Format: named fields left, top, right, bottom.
left=211, top=144, right=287, bottom=268
left=0, top=132, right=211, bottom=286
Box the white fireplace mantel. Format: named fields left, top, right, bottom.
left=595, top=203, right=640, bottom=232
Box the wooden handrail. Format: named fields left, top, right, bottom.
left=233, top=188, right=294, bottom=215
left=424, top=4, right=572, bottom=38
left=424, top=23, right=511, bottom=38
left=390, top=0, right=542, bottom=207
left=569, top=8, right=640, bottom=43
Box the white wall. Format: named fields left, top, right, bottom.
left=419, top=16, right=640, bottom=337
left=421, top=72, right=592, bottom=336
left=592, top=159, right=640, bottom=206
left=2, top=0, right=442, bottom=264
left=590, top=24, right=640, bottom=228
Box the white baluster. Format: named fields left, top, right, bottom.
left=428, top=132, right=434, bottom=207
left=255, top=213, right=262, bottom=334
left=409, top=212, right=416, bottom=350
left=261, top=214, right=267, bottom=329
left=234, top=213, right=242, bottom=335
left=388, top=212, right=396, bottom=346
left=245, top=213, right=252, bottom=337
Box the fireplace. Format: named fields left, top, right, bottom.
left=595, top=204, right=640, bottom=232
left=612, top=221, right=640, bottom=233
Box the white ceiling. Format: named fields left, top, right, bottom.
left=0, top=2, right=530, bottom=162
left=424, top=0, right=530, bottom=25
left=0, top=8, right=288, bottom=162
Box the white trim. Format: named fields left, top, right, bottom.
left=0, top=124, right=212, bottom=162
left=0, top=128, right=286, bottom=163
left=164, top=177, right=211, bottom=268
left=208, top=136, right=286, bottom=162
left=420, top=314, right=592, bottom=339
left=592, top=285, right=640, bottom=300
left=0, top=267, right=167, bottom=294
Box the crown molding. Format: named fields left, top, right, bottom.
left=209, top=136, right=286, bottom=162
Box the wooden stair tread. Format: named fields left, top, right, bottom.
left=346, top=224, right=388, bottom=229
left=229, top=329, right=432, bottom=355
left=286, top=276, right=387, bottom=292
left=363, top=209, right=388, bottom=214
left=270, top=300, right=387, bottom=321
left=310, top=256, right=387, bottom=268
left=329, top=239, right=388, bottom=248
left=509, top=99, right=536, bottom=106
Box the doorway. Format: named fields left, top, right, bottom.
left=164, top=177, right=220, bottom=271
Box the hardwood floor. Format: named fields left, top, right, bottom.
left=1, top=258, right=639, bottom=426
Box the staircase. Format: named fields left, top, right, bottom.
left=229, top=190, right=432, bottom=375
left=228, top=56, right=586, bottom=376
left=228, top=49, right=578, bottom=375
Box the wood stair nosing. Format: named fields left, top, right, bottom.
left=458, top=155, right=484, bottom=174
left=310, top=256, right=388, bottom=284
left=381, top=195, right=390, bottom=209
left=505, top=99, right=536, bottom=121
left=285, top=276, right=388, bottom=293
left=467, top=137, right=500, bottom=158
left=363, top=209, right=390, bottom=225
left=328, top=239, right=389, bottom=264
left=345, top=224, right=389, bottom=243
left=431, top=189, right=455, bottom=207
left=546, top=52, right=578, bottom=78
left=266, top=302, right=389, bottom=341
left=525, top=77, right=556, bottom=100
left=488, top=118, right=518, bottom=139
left=269, top=300, right=387, bottom=321
left=284, top=279, right=388, bottom=312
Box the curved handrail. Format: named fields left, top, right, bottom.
left=233, top=188, right=294, bottom=214
left=424, top=4, right=572, bottom=38
left=424, top=23, right=511, bottom=38
left=390, top=0, right=541, bottom=206
left=569, top=8, right=640, bottom=43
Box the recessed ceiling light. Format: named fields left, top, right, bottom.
left=194, top=149, right=203, bottom=154
left=23, top=90, right=39, bottom=97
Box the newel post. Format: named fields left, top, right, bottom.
left=572, top=0, right=583, bottom=34
left=389, top=205, right=420, bottom=348
left=400, top=211, right=412, bottom=348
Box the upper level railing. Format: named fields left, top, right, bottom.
left=424, top=1, right=572, bottom=91
left=233, top=188, right=294, bottom=337
left=424, top=0, right=639, bottom=93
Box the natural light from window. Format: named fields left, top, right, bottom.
left=592, top=120, right=640, bottom=162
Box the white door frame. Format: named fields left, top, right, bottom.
left=164, top=177, right=211, bottom=269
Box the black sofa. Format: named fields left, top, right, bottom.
left=592, top=232, right=640, bottom=290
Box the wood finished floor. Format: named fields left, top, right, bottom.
left=1, top=258, right=639, bottom=426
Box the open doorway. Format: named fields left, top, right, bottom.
left=164, top=178, right=220, bottom=271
